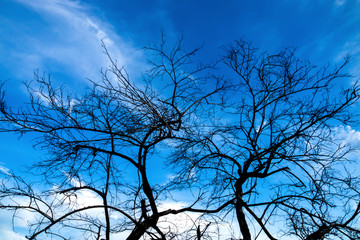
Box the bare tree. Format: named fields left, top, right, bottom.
left=1, top=37, right=360, bottom=240
left=170, top=40, right=360, bottom=239
left=0, top=36, right=223, bottom=240
left=284, top=166, right=360, bottom=240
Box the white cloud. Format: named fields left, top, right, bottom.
left=333, top=125, right=360, bottom=148
left=0, top=227, right=25, bottom=240
left=0, top=197, right=40, bottom=239
left=55, top=173, right=104, bottom=213
left=156, top=200, right=240, bottom=239
left=335, top=0, right=346, bottom=6
left=0, top=202, right=26, bottom=238
left=0, top=164, right=10, bottom=175
left=157, top=201, right=204, bottom=236
left=335, top=34, right=360, bottom=76
left=8, top=0, right=145, bottom=81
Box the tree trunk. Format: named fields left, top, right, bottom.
left=304, top=225, right=330, bottom=240
left=235, top=178, right=251, bottom=240
left=127, top=168, right=159, bottom=240
left=236, top=199, right=251, bottom=240
left=104, top=198, right=110, bottom=240
left=126, top=215, right=159, bottom=240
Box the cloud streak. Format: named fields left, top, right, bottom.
left=7, top=0, right=144, bottom=81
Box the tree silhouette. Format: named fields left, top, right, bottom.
left=170, top=40, right=360, bottom=239
left=0, top=38, right=360, bottom=240
left=0, top=37, right=224, bottom=240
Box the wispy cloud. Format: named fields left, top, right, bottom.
left=335, top=0, right=346, bottom=6
left=7, top=0, right=145, bottom=81
left=0, top=163, right=10, bottom=175
left=333, top=125, right=360, bottom=148
left=0, top=227, right=25, bottom=240
left=335, top=34, right=360, bottom=76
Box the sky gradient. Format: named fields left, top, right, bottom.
left=1, top=0, right=360, bottom=238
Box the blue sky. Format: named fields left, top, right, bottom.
left=1, top=0, right=360, bottom=239
left=1, top=0, right=359, bottom=164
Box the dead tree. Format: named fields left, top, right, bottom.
left=170, top=40, right=360, bottom=239
left=0, top=36, right=223, bottom=240
left=1, top=37, right=359, bottom=240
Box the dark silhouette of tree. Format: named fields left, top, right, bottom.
left=0, top=38, right=360, bottom=240
left=285, top=169, right=360, bottom=240
left=0, top=37, right=224, bottom=240
left=170, top=40, right=360, bottom=239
